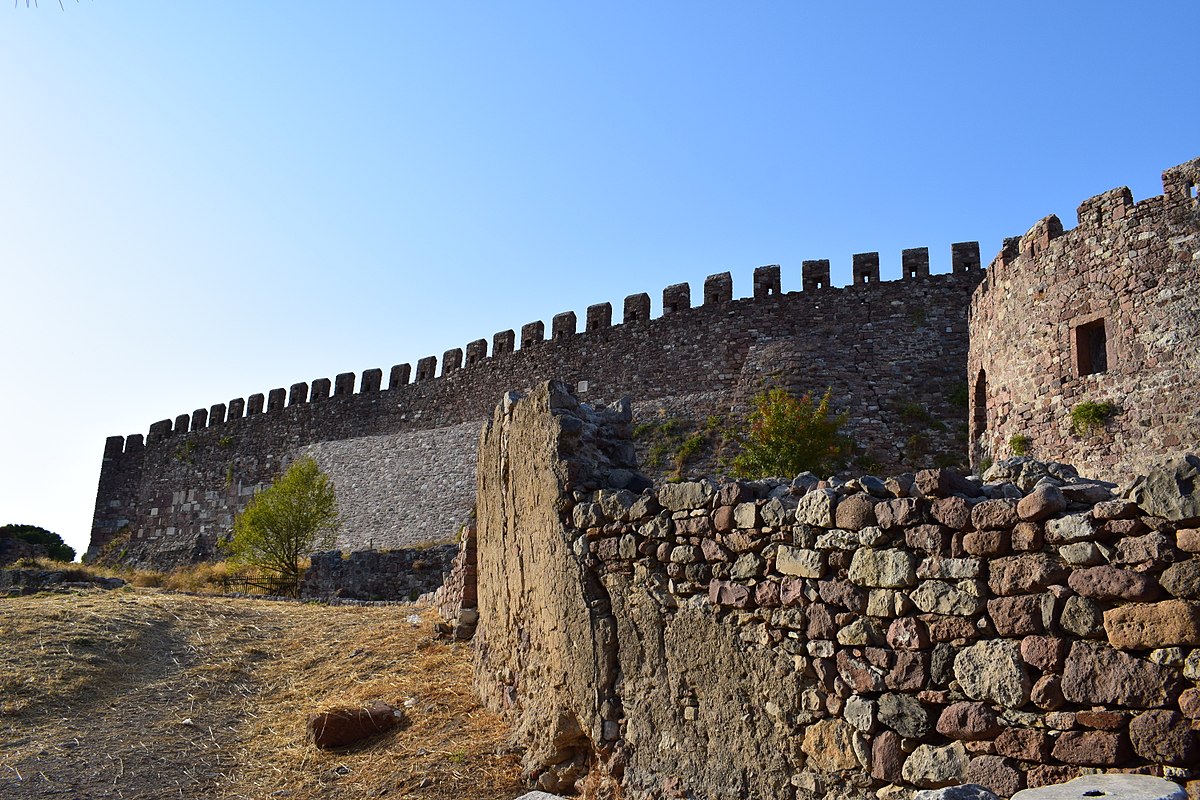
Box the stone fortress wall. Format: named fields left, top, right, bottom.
left=968, top=157, right=1200, bottom=480
left=471, top=381, right=1200, bottom=800
left=90, top=243, right=985, bottom=567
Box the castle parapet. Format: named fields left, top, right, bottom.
left=521, top=321, right=545, bottom=349
left=552, top=311, right=576, bottom=341
left=389, top=363, right=412, bottom=389
left=248, top=393, right=265, bottom=415
left=334, top=373, right=355, bottom=396
left=624, top=293, right=650, bottom=323
left=1077, top=187, right=1133, bottom=227
left=361, top=368, right=382, bottom=393
left=267, top=388, right=286, bottom=413
left=494, top=330, right=515, bottom=356
left=209, top=403, right=226, bottom=425
left=753, top=265, right=780, bottom=297
left=802, top=259, right=829, bottom=291
left=662, top=283, right=690, bottom=313
left=703, top=272, right=732, bottom=304
left=852, top=252, right=879, bottom=285
left=1019, top=214, right=1064, bottom=260
left=416, top=356, right=437, bottom=382
left=311, top=378, right=331, bottom=401
left=465, top=340, right=487, bottom=367
left=229, top=398, right=245, bottom=419
left=902, top=247, right=929, bottom=279
left=288, top=383, right=308, bottom=406
left=191, top=408, right=208, bottom=430
left=174, top=414, right=190, bottom=433
left=443, top=349, right=463, bottom=374
left=1162, top=156, right=1200, bottom=202
left=586, top=303, right=612, bottom=332
left=952, top=241, right=981, bottom=273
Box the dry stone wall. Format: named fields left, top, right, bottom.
left=473, top=382, right=1200, bottom=800
left=298, top=545, right=458, bottom=601
left=90, top=249, right=982, bottom=569
left=968, top=156, right=1200, bottom=481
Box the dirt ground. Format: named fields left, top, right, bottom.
left=0, top=588, right=523, bottom=799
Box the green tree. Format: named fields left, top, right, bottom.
left=732, top=387, right=850, bottom=479
left=222, top=457, right=339, bottom=595
left=1, top=524, right=76, bottom=562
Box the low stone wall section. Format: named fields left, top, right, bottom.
left=472, top=382, right=1200, bottom=800
left=299, top=545, right=458, bottom=601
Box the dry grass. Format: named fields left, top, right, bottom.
left=0, top=588, right=521, bottom=799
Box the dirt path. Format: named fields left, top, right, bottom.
left=0, top=589, right=521, bottom=800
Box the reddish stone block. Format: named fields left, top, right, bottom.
left=1051, top=730, right=1131, bottom=766
left=780, top=577, right=806, bottom=607
left=919, top=614, right=977, bottom=642
left=885, top=651, right=929, bottom=691
left=817, top=579, right=866, bottom=612
left=712, top=505, right=735, bottom=533
left=971, top=499, right=1020, bottom=531
left=936, top=702, right=1003, bottom=740
left=995, top=728, right=1051, bottom=761
left=1104, top=599, right=1200, bottom=649
left=754, top=580, right=780, bottom=608
left=966, top=755, right=1025, bottom=798
left=1011, top=521, right=1044, bottom=551
left=1031, top=674, right=1066, bottom=710
left=871, top=729, right=905, bottom=782
left=1020, top=635, right=1068, bottom=672
left=1180, top=687, right=1200, bottom=720
left=906, top=523, right=952, bottom=555
left=806, top=603, right=837, bottom=640
left=308, top=701, right=402, bottom=749
left=964, top=530, right=1011, bottom=557
left=1178, top=528, right=1200, bottom=553
left=1129, top=710, right=1199, bottom=766
left=836, top=649, right=885, bottom=694
left=1027, top=765, right=1081, bottom=789
left=1075, top=710, right=1127, bottom=731
left=1068, top=566, right=1161, bottom=601
left=887, top=617, right=931, bottom=650
left=931, top=496, right=972, bottom=530
left=988, top=594, right=1046, bottom=637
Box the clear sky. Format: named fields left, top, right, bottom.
left=2, top=2, right=1198, bottom=561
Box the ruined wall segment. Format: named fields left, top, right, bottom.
left=90, top=245, right=983, bottom=568
left=968, top=157, right=1200, bottom=480
left=473, top=385, right=1200, bottom=799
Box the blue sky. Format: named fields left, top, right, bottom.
left=2, top=2, right=1198, bottom=560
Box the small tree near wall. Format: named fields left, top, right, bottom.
left=732, top=387, right=850, bottom=479
left=223, top=457, right=339, bottom=596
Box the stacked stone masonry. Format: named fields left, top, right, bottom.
left=969, top=157, right=1200, bottom=481
left=298, top=545, right=458, bottom=602
left=90, top=243, right=983, bottom=568
left=472, top=382, right=1200, bottom=800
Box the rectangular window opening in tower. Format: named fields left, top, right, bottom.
left=1075, top=319, right=1108, bottom=376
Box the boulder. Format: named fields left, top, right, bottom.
left=1126, top=454, right=1200, bottom=523
left=1103, top=600, right=1200, bottom=649
left=308, top=701, right=404, bottom=749
left=1017, top=485, right=1068, bottom=522
left=902, top=742, right=969, bottom=789
left=914, top=785, right=1001, bottom=800
left=1128, top=709, right=1198, bottom=765
left=835, top=492, right=878, bottom=530
left=848, top=548, right=918, bottom=588
left=1061, top=640, right=1182, bottom=708
left=916, top=469, right=983, bottom=499
left=953, top=640, right=1030, bottom=708
left=1010, top=773, right=1186, bottom=800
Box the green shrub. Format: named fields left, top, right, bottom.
left=221, top=457, right=339, bottom=597
left=1008, top=434, right=1031, bottom=457
left=1070, top=401, right=1116, bottom=437
left=1, top=524, right=75, bottom=562
left=732, top=387, right=850, bottom=479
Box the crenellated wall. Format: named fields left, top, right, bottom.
left=90, top=243, right=983, bottom=567
left=968, top=157, right=1200, bottom=480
